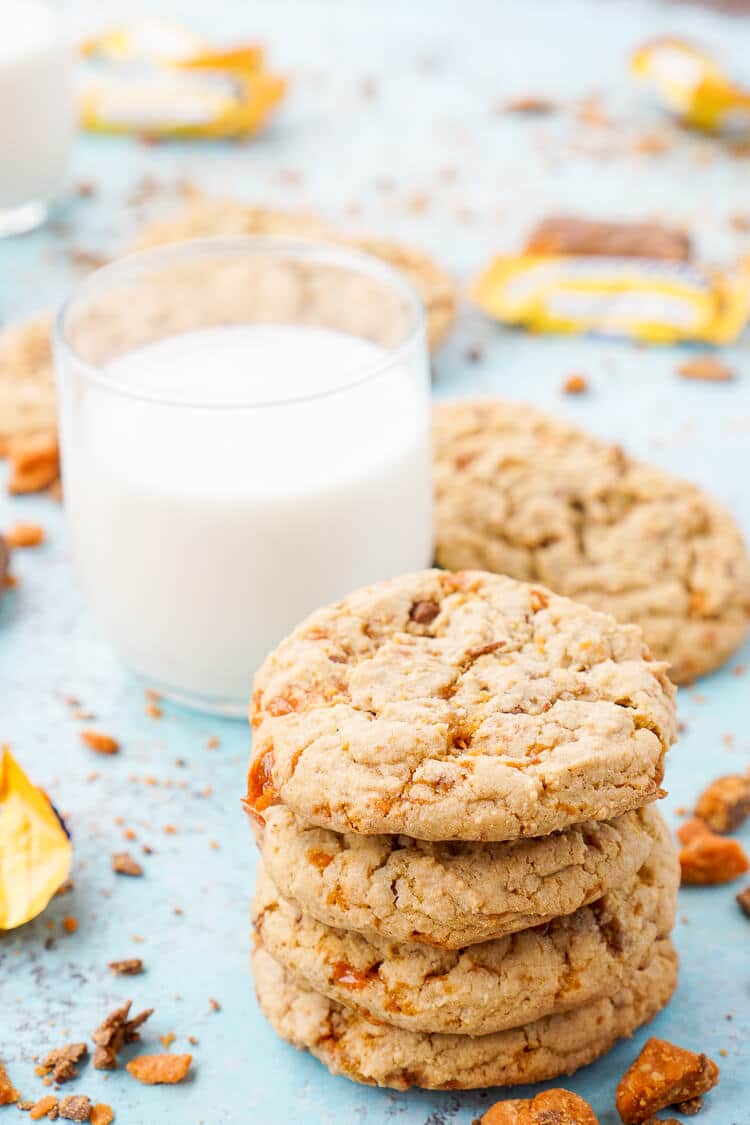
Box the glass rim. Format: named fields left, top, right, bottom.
left=53, top=235, right=427, bottom=410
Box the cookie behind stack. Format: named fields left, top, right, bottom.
left=246, top=569, right=679, bottom=1090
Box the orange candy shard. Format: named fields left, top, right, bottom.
left=482, top=1089, right=599, bottom=1124
left=616, top=1037, right=719, bottom=1123
left=126, top=1053, right=192, bottom=1085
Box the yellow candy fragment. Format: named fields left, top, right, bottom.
left=472, top=254, right=750, bottom=345
left=0, top=747, right=72, bottom=930
left=632, top=38, right=750, bottom=133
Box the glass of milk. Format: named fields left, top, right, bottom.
left=54, top=237, right=434, bottom=715
left=0, top=0, right=74, bottom=235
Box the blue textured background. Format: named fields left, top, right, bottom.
left=1, top=1, right=749, bottom=1122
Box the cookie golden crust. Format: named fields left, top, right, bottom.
left=133, top=198, right=456, bottom=352
left=258, top=803, right=663, bottom=948
left=252, top=821, right=678, bottom=1036
left=248, top=570, right=676, bottom=841
left=0, top=316, right=56, bottom=451
left=252, top=938, right=679, bottom=1090
left=434, top=399, right=750, bottom=684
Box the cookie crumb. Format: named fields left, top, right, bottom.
left=35, top=1043, right=88, bottom=1084
left=92, top=1002, right=153, bottom=1070
left=61, top=917, right=78, bottom=934
left=80, top=731, right=119, bottom=755
left=562, top=373, right=588, bottom=395
left=7, top=431, right=60, bottom=495
left=125, top=1054, right=191, bottom=1085
left=206, top=736, right=220, bottom=749
left=58, top=1095, right=91, bottom=1122
left=6, top=522, right=45, bottom=547
left=208, top=998, right=221, bottom=1012
left=616, top=1037, right=719, bottom=1123
left=678, top=356, right=735, bottom=382
left=158, top=1033, right=175, bottom=1050
left=502, top=95, right=557, bottom=115
left=108, top=959, right=143, bottom=976
left=111, top=853, right=143, bottom=877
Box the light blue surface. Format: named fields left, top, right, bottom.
left=2, top=1, right=750, bottom=1121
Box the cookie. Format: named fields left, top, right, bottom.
left=133, top=198, right=456, bottom=352
left=433, top=400, right=750, bottom=683
left=247, top=569, right=676, bottom=841
left=252, top=937, right=678, bottom=1089
left=258, top=803, right=663, bottom=948
left=0, top=316, right=56, bottom=453
left=252, top=822, right=677, bottom=1036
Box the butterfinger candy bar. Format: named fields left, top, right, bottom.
left=632, top=38, right=750, bottom=134
left=526, top=216, right=691, bottom=261
left=0, top=748, right=73, bottom=930
left=472, top=253, right=750, bottom=344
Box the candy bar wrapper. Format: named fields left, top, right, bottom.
left=79, top=19, right=285, bottom=139
left=632, top=38, right=750, bottom=133
left=0, top=747, right=72, bottom=930
left=472, top=254, right=750, bottom=345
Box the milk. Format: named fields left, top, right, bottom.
left=0, top=0, right=73, bottom=226
left=63, top=325, right=433, bottom=711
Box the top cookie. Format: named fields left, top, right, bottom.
left=247, top=570, right=675, bottom=841
left=434, top=399, right=750, bottom=683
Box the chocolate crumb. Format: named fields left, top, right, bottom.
left=112, top=853, right=143, bottom=877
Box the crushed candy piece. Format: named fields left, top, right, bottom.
left=36, top=1043, right=88, bottom=1084
left=0, top=747, right=73, bottom=930
left=563, top=373, right=588, bottom=394
left=616, top=1037, right=719, bottom=1123
left=678, top=818, right=750, bottom=884
left=29, top=1095, right=59, bottom=1119
left=59, top=1095, right=91, bottom=1121
left=482, top=1089, right=598, bottom=1123
left=735, top=885, right=750, bottom=916
left=526, top=215, right=691, bottom=260
left=472, top=253, right=750, bottom=345
left=678, top=356, right=735, bottom=382
left=89, top=1106, right=114, bottom=1125
left=111, top=852, right=143, bottom=877
left=6, top=523, right=45, bottom=548
left=695, top=774, right=750, bottom=832
left=80, top=731, right=119, bottom=755
left=0, top=1059, right=19, bottom=1104
left=125, top=1053, right=192, bottom=1085
left=92, top=1001, right=153, bottom=1070
left=7, top=431, right=59, bottom=495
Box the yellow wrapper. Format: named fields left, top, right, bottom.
left=79, top=19, right=284, bottom=139
left=0, top=747, right=72, bottom=930
left=81, top=18, right=263, bottom=72
left=632, top=38, right=750, bottom=133
left=472, top=254, right=750, bottom=345
left=79, top=69, right=286, bottom=139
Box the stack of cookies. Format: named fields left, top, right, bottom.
left=247, top=569, right=680, bottom=1091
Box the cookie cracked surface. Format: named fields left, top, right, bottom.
left=434, top=399, right=750, bottom=683
left=258, top=803, right=664, bottom=948
left=248, top=569, right=676, bottom=841
left=252, top=818, right=678, bottom=1036
left=252, top=937, right=678, bottom=1089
